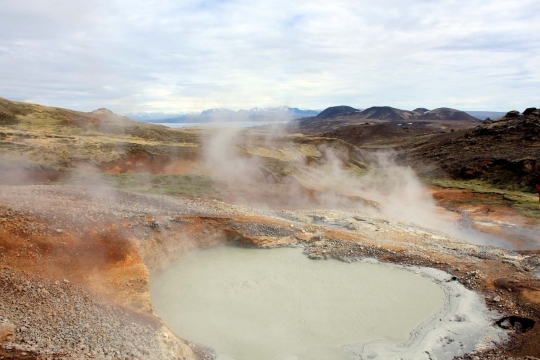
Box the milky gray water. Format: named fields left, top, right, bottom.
left=151, top=246, right=445, bottom=360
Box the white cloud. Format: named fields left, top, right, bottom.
left=0, top=0, right=539, bottom=112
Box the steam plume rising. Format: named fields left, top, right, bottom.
left=202, top=125, right=512, bottom=247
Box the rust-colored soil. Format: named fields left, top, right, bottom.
left=99, top=151, right=203, bottom=175
left=430, top=186, right=540, bottom=249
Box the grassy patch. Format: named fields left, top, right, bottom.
left=103, top=173, right=220, bottom=199
left=425, top=177, right=540, bottom=219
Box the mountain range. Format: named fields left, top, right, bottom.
left=126, top=106, right=320, bottom=123
left=312, top=105, right=479, bottom=122
left=126, top=106, right=505, bottom=123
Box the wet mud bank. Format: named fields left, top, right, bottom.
left=345, top=264, right=504, bottom=359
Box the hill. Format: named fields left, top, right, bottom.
left=0, top=97, right=368, bottom=196
left=416, top=107, right=478, bottom=121
left=357, top=106, right=414, bottom=121
left=319, top=122, right=443, bottom=146
left=315, top=105, right=359, bottom=119
left=289, top=102, right=540, bottom=189
left=1, top=96, right=138, bottom=129
left=289, top=105, right=480, bottom=135
left=404, top=109, right=540, bottom=188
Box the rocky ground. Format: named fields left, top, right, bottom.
left=0, top=268, right=191, bottom=360
left=403, top=109, right=540, bottom=187
left=1, top=183, right=540, bottom=359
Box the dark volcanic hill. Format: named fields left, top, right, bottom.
left=315, top=106, right=358, bottom=119
left=416, top=108, right=478, bottom=121
left=413, top=108, right=429, bottom=114
left=345, top=106, right=477, bottom=122
left=357, top=106, right=413, bottom=122
left=289, top=105, right=480, bottom=134
left=404, top=109, right=540, bottom=187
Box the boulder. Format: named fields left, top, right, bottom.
left=523, top=107, right=538, bottom=116
left=505, top=110, right=521, bottom=118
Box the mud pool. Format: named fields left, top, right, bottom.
left=151, top=246, right=458, bottom=360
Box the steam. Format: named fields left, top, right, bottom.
left=203, top=127, right=264, bottom=184
left=339, top=151, right=441, bottom=224
left=201, top=125, right=513, bottom=247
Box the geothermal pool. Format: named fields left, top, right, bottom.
left=151, top=246, right=448, bottom=360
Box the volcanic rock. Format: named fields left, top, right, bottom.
left=523, top=107, right=538, bottom=116
left=505, top=110, right=521, bottom=118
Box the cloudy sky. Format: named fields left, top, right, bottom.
left=0, top=0, right=539, bottom=113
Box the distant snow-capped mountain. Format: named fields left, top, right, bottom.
left=128, top=106, right=321, bottom=123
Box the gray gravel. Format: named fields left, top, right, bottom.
left=0, top=268, right=188, bottom=360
